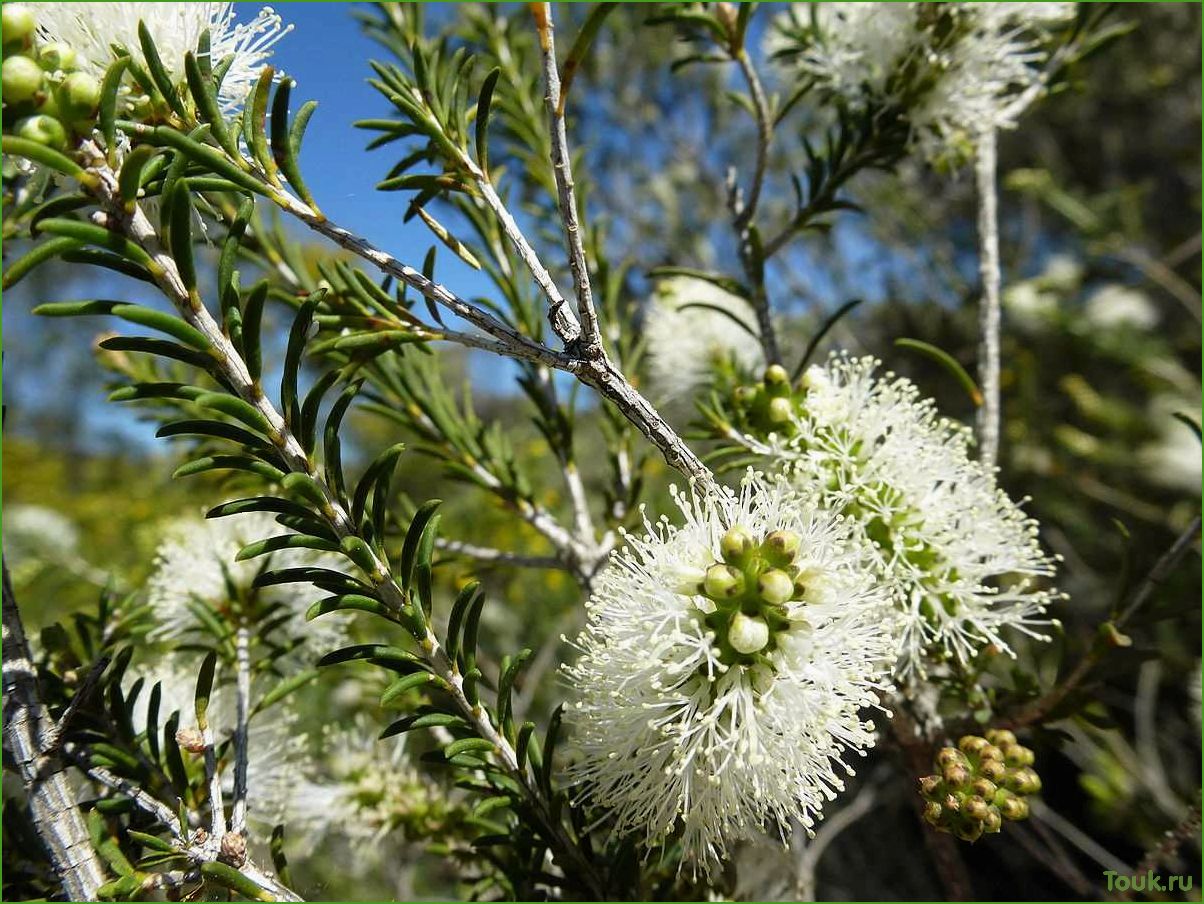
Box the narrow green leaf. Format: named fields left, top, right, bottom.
left=242, top=280, right=269, bottom=381
left=253, top=669, right=318, bottom=714
left=380, top=671, right=434, bottom=706
left=475, top=67, right=500, bottom=173
left=379, top=711, right=464, bottom=738
left=169, top=182, right=197, bottom=292
left=157, top=419, right=270, bottom=449
left=194, top=392, right=273, bottom=435
left=206, top=497, right=315, bottom=520
left=299, top=369, right=340, bottom=455
left=445, top=581, right=481, bottom=667
left=97, top=335, right=211, bottom=369
left=3, top=237, right=82, bottom=289
left=99, top=57, right=132, bottom=165
left=558, top=4, right=618, bottom=113
left=794, top=298, right=863, bottom=379
left=200, top=862, right=273, bottom=902
left=36, top=218, right=153, bottom=267
left=194, top=651, right=217, bottom=730
left=445, top=737, right=495, bottom=759
left=113, top=303, right=210, bottom=349
left=139, top=22, right=188, bottom=117
left=246, top=66, right=278, bottom=181
left=236, top=534, right=340, bottom=561
left=282, top=292, right=324, bottom=426
left=400, top=499, right=443, bottom=591
left=172, top=455, right=285, bottom=482
left=306, top=594, right=390, bottom=622
left=127, top=830, right=175, bottom=854
left=184, top=51, right=239, bottom=159
left=144, top=125, right=268, bottom=196
left=117, top=146, right=158, bottom=211
left=60, top=248, right=154, bottom=283
left=1, top=135, right=84, bottom=179
left=894, top=338, right=984, bottom=407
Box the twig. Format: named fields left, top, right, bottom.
left=794, top=783, right=878, bottom=901
left=974, top=128, right=1002, bottom=468
left=1009, top=514, right=1201, bottom=727
left=43, top=653, right=111, bottom=753
left=230, top=626, right=252, bottom=836
left=1131, top=791, right=1202, bottom=877
left=533, top=2, right=604, bottom=358
left=200, top=717, right=227, bottom=849
left=435, top=537, right=565, bottom=570
left=2, top=564, right=107, bottom=901
left=731, top=47, right=780, bottom=366
left=70, top=747, right=305, bottom=901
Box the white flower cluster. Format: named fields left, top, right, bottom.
left=29, top=2, right=289, bottom=113
left=644, top=276, right=764, bottom=401
left=290, top=717, right=452, bottom=856
left=146, top=510, right=349, bottom=653
left=563, top=475, right=892, bottom=877
left=774, top=2, right=1076, bottom=162
left=785, top=355, right=1060, bottom=677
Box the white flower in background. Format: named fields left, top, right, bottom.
left=290, top=717, right=452, bottom=856
left=1137, top=396, right=1201, bottom=495
left=3, top=504, right=81, bottom=558
left=1003, top=281, right=1059, bottom=331
left=30, top=2, right=289, bottom=112
left=1041, top=253, right=1084, bottom=292
left=563, top=475, right=892, bottom=877
left=644, top=276, right=764, bottom=401
left=784, top=354, right=1060, bottom=677
left=1084, top=284, right=1160, bottom=331
left=772, top=2, right=1076, bottom=162
left=146, top=510, right=349, bottom=652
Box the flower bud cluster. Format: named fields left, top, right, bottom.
left=679, top=523, right=812, bottom=667
left=2, top=5, right=100, bottom=151
left=919, top=729, right=1041, bottom=842
left=730, top=364, right=802, bottom=438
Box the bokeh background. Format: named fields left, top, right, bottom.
left=3, top=3, right=1200, bottom=900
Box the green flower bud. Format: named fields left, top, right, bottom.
left=14, top=114, right=67, bottom=151
left=964, top=795, right=991, bottom=821
left=936, top=747, right=968, bottom=771
left=720, top=526, right=755, bottom=563
left=999, top=795, right=1029, bottom=821
left=2, top=5, right=35, bottom=46
left=983, top=808, right=1003, bottom=833
left=3, top=54, right=43, bottom=104
left=1006, top=767, right=1041, bottom=795
left=800, top=364, right=830, bottom=392
left=985, top=728, right=1017, bottom=748
left=958, top=734, right=990, bottom=757
left=672, top=566, right=707, bottom=596
left=1003, top=744, right=1035, bottom=768
left=979, top=743, right=1004, bottom=762
left=970, top=777, right=997, bottom=799
left=918, top=775, right=943, bottom=800
left=56, top=71, right=100, bottom=120
left=942, top=793, right=960, bottom=813
left=943, top=764, right=970, bottom=787
left=923, top=801, right=943, bottom=825
left=757, top=569, right=795, bottom=606
left=703, top=563, right=743, bottom=599
left=767, top=396, right=793, bottom=424
left=979, top=758, right=1006, bottom=782
left=954, top=821, right=983, bottom=842
left=733, top=385, right=755, bottom=405
left=728, top=613, right=770, bottom=655
left=762, top=529, right=801, bottom=566
left=763, top=364, right=789, bottom=386
left=37, top=42, right=78, bottom=73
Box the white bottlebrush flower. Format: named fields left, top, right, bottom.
left=1137, top=396, right=1202, bottom=495
left=773, top=3, right=1076, bottom=163
left=290, top=717, right=452, bottom=856
left=145, top=510, right=349, bottom=652
left=1003, top=281, right=1059, bottom=331
left=644, top=276, right=765, bottom=401
left=783, top=354, right=1060, bottom=677
left=1084, top=284, right=1160, bottom=331
left=30, top=2, right=289, bottom=112
left=563, top=475, right=893, bottom=877
left=2, top=504, right=81, bottom=558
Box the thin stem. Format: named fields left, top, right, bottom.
left=230, top=626, right=252, bottom=836
left=533, top=2, right=604, bottom=358
left=732, top=47, right=780, bottom=366
left=2, top=564, right=107, bottom=901
left=975, top=128, right=1002, bottom=468
left=435, top=537, right=565, bottom=570
left=794, top=782, right=878, bottom=900
left=200, top=725, right=227, bottom=846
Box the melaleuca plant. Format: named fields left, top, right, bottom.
left=1, top=3, right=1198, bottom=902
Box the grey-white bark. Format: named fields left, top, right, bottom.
left=975, top=129, right=1002, bottom=468
left=2, top=563, right=107, bottom=901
